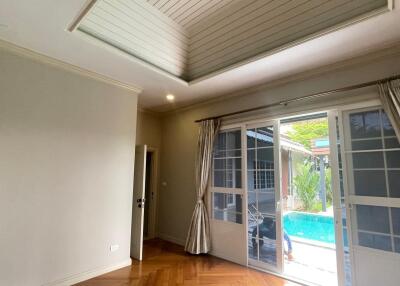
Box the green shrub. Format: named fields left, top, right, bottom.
left=325, top=168, right=332, bottom=204
left=294, top=162, right=320, bottom=211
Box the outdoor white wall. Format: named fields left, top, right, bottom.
left=0, top=47, right=138, bottom=285
left=157, top=51, right=400, bottom=248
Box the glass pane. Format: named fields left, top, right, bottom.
left=226, top=149, right=241, bottom=157
left=248, top=170, right=255, bottom=191
left=351, top=139, right=382, bottom=150
left=384, top=137, right=400, bottom=149
left=391, top=208, right=400, bottom=235
left=386, top=151, right=400, bottom=168
left=258, top=192, right=276, bottom=215
left=234, top=170, right=242, bottom=188
left=350, top=110, right=381, bottom=139
left=247, top=149, right=256, bottom=170
left=233, top=194, right=242, bottom=213
left=382, top=111, right=396, bottom=136
left=248, top=191, right=257, bottom=217
left=214, top=132, right=226, bottom=158
left=353, top=170, right=387, bottom=197
left=388, top=171, right=400, bottom=198
left=213, top=171, right=225, bottom=187
left=256, top=127, right=274, bottom=148
left=247, top=129, right=256, bottom=149
left=355, top=205, right=390, bottom=234
left=339, top=170, right=344, bottom=198
left=342, top=207, right=347, bottom=227
left=225, top=170, right=234, bottom=188
left=352, top=152, right=384, bottom=169
left=254, top=216, right=277, bottom=265
left=257, top=148, right=274, bottom=169
left=259, top=237, right=277, bottom=265
left=213, top=209, right=242, bottom=224
left=213, top=129, right=242, bottom=188
left=358, top=232, right=392, bottom=251
left=226, top=158, right=241, bottom=170
left=257, top=170, right=274, bottom=191
left=395, top=237, right=400, bottom=253
left=213, top=158, right=225, bottom=170
left=343, top=227, right=349, bottom=248
left=213, top=193, right=242, bottom=224
left=248, top=234, right=258, bottom=260
left=227, top=130, right=241, bottom=150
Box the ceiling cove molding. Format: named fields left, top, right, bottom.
left=70, top=0, right=391, bottom=84
left=0, top=38, right=143, bottom=94
left=161, top=40, right=400, bottom=116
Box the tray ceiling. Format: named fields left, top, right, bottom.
left=75, top=0, right=390, bottom=83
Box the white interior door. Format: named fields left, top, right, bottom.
left=130, top=145, right=147, bottom=260
left=338, top=106, right=400, bottom=286
left=246, top=120, right=283, bottom=273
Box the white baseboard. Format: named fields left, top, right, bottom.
left=158, top=233, right=185, bottom=246
left=43, top=259, right=132, bottom=286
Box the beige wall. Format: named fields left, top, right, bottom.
left=157, top=52, right=400, bottom=245
left=136, top=110, right=162, bottom=149
left=0, top=47, right=138, bottom=285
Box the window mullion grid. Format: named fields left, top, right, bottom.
left=380, top=110, right=395, bottom=252
left=255, top=128, right=261, bottom=261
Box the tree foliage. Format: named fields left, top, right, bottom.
left=286, top=119, right=329, bottom=150
left=293, top=162, right=320, bottom=211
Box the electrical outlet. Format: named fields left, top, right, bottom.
left=110, top=244, right=119, bottom=252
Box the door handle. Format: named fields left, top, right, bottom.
left=276, top=201, right=281, bottom=212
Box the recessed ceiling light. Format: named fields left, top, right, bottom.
left=166, top=94, right=175, bottom=101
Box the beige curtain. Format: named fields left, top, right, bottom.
left=378, top=80, right=400, bottom=140
left=185, top=119, right=220, bottom=254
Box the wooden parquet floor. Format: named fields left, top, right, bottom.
left=75, top=239, right=301, bottom=286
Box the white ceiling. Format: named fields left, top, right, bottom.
left=0, top=0, right=400, bottom=112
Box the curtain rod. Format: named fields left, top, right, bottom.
left=194, top=74, right=400, bottom=123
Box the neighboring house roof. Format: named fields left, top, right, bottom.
left=246, top=130, right=312, bottom=155
left=311, top=138, right=330, bottom=155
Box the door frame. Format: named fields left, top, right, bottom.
left=145, top=147, right=159, bottom=240
left=131, top=144, right=147, bottom=261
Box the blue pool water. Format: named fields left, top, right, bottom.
left=284, top=212, right=335, bottom=244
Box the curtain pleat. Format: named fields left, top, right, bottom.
left=185, top=119, right=220, bottom=254
left=378, top=79, right=400, bottom=141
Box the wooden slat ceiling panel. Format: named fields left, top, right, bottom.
left=77, top=0, right=389, bottom=81
left=78, top=0, right=189, bottom=78
left=187, top=0, right=388, bottom=79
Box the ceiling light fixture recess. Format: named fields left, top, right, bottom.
left=166, top=94, right=175, bottom=102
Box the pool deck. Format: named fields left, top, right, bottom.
left=284, top=241, right=338, bottom=286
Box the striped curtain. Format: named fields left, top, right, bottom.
left=185, top=119, right=220, bottom=254
left=378, top=80, right=400, bottom=140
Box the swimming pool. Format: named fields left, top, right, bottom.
left=284, top=212, right=335, bottom=244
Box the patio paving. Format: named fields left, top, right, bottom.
left=284, top=241, right=338, bottom=286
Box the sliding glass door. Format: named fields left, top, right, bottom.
left=337, top=107, right=400, bottom=286
left=246, top=121, right=283, bottom=272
